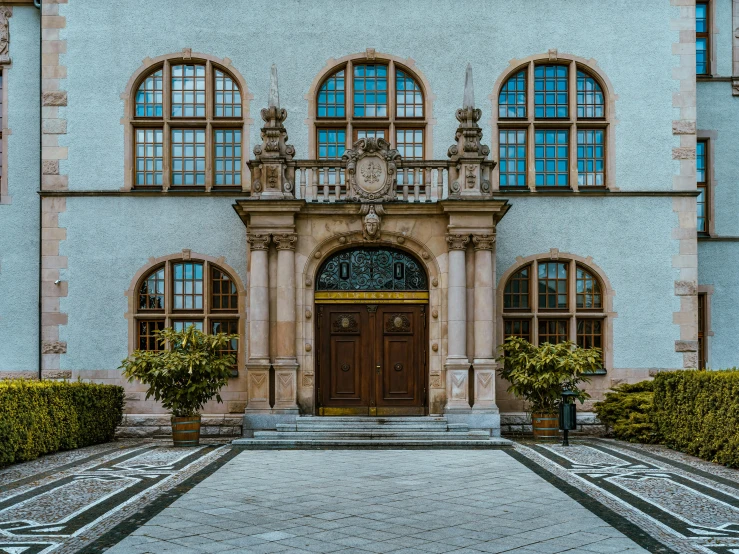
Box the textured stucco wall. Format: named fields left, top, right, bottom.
left=697, top=81, right=739, bottom=237
left=496, top=196, right=682, bottom=370
left=58, top=197, right=247, bottom=371
left=698, top=241, right=739, bottom=369
left=714, top=0, right=733, bottom=76
left=0, top=8, right=40, bottom=371
left=697, top=78, right=739, bottom=369
left=59, top=0, right=677, bottom=192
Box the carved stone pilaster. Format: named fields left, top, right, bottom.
left=273, top=233, right=297, bottom=251
left=247, top=233, right=271, bottom=251
left=472, top=234, right=495, bottom=251
left=0, top=7, right=11, bottom=65
left=446, top=233, right=470, bottom=251
left=249, top=65, right=296, bottom=198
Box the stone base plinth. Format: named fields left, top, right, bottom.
left=242, top=412, right=298, bottom=438
left=116, top=414, right=243, bottom=438
left=445, top=412, right=501, bottom=437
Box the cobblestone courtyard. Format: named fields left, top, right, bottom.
left=2, top=441, right=739, bottom=554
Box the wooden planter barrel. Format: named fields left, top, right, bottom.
left=531, top=411, right=559, bottom=440
left=171, top=415, right=201, bottom=447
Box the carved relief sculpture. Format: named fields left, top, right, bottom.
left=363, top=205, right=381, bottom=241
left=0, top=7, right=10, bottom=65
left=342, top=137, right=401, bottom=202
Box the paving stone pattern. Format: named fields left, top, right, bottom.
left=102, top=450, right=649, bottom=554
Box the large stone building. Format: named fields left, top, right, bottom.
left=0, top=0, right=736, bottom=436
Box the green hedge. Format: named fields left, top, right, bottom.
left=593, top=381, right=660, bottom=444
left=0, top=380, right=124, bottom=466
left=653, top=369, right=739, bottom=467
left=595, top=370, right=739, bottom=468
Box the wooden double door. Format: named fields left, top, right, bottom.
left=317, top=304, right=427, bottom=415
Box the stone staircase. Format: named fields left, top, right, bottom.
left=232, top=416, right=512, bottom=449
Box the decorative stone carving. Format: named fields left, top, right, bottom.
left=332, top=314, right=358, bottom=333
left=302, top=374, right=314, bottom=387
left=273, top=233, right=297, bottom=251
left=430, top=374, right=443, bottom=388
left=363, top=205, right=381, bottom=241
left=0, top=7, right=11, bottom=65
left=343, top=138, right=401, bottom=202
left=250, top=65, right=296, bottom=198
left=472, top=234, right=495, bottom=251
left=385, top=313, right=411, bottom=333
left=246, top=233, right=270, bottom=251
left=42, top=341, right=67, bottom=354
left=447, top=64, right=493, bottom=197
left=446, top=234, right=470, bottom=251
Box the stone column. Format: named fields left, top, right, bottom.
left=472, top=234, right=497, bottom=411
left=272, top=233, right=299, bottom=413
left=246, top=233, right=271, bottom=412
left=445, top=233, right=471, bottom=411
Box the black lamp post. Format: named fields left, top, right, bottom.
left=559, top=389, right=578, bottom=446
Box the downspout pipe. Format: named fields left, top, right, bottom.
left=35, top=0, right=42, bottom=379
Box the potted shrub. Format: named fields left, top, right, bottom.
left=120, top=325, right=238, bottom=446
left=498, top=337, right=600, bottom=440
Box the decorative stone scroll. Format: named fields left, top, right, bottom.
left=0, top=7, right=11, bottom=65
left=342, top=137, right=401, bottom=203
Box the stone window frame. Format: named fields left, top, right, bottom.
left=697, top=130, right=718, bottom=236
left=496, top=250, right=617, bottom=372
left=120, top=51, right=254, bottom=192
left=125, top=251, right=247, bottom=374
left=489, top=52, right=618, bottom=192
left=305, top=51, right=437, bottom=160
left=0, top=6, right=11, bottom=205
left=697, top=285, right=714, bottom=369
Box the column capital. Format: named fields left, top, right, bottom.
left=472, top=234, right=496, bottom=251
left=446, top=233, right=470, bottom=250
left=273, top=232, right=298, bottom=251
left=247, top=233, right=271, bottom=250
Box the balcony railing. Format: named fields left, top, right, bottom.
left=291, top=160, right=451, bottom=203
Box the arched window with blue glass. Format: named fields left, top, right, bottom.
left=496, top=57, right=612, bottom=190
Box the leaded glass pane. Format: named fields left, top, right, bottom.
left=139, top=267, right=165, bottom=310
left=576, top=267, right=602, bottom=309
left=214, top=129, right=242, bottom=186
left=214, top=70, right=242, bottom=117
left=499, top=129, right=527, bottom=187
left=135, top=128, right=163, bottom=186
left=535, top=129, right=569, bottom=187
left=173, top=262, right=204, bottom=310
left=504, top=267, right=530, bottom=310
left=171, top=64, right=206, bottom=117
left=576, top=71, right=604, bottom=118
left=534, top=65, right=568, bottom=118
left=353, top=64, right=388, bottom=118
left=396, top=69, right=423, bottom=118
left=499, top=70, right=526, bottom=118
left=318, top=70, right=345, bottom=118
left=577, top=129, right=604, bottom=187
left=136, top=69, right=163, bottom=117
left=171, top=129, right=206, bottom=186
left=538, top=262, right=568, bottom=310
left=317, top=247, right=427, bottom=291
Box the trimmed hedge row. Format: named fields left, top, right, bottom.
left=595, top=370, right=739, bottom=468
left=0, top=380, right=124, bottom=466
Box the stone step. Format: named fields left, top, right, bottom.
left=254, top=431, right=490, bottom=440
left=288, top=423, right=452, bottom=432
left=231, top=438, right=513, bottom=450
left=295, top=416, right=448, bottom=423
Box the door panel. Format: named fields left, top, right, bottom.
left=318, top=303, right=426, bottom=415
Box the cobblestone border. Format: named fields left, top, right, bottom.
left=506, top=447, right=676, bottom=554
left=71, top=447, right=240, bottom=554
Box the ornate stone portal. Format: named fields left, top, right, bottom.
left=234, top=65, right=509, bottom=435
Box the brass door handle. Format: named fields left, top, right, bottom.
left=376, top=365, right=381, bottom=374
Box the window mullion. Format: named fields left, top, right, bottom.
left=570, top=122, right=579, bottom=192
left=527, top=123, right=536, bottom=192
left=388, top=60, right=396, bottom=146
left=346, top=61, right=354, bottom=150
left=164, top=260, right=171, bottom=330
left=531, top=260, right=539, bottom=345
left=569, top=62, right=578, bottom=192
left=205, top=62, right=214, bottom=191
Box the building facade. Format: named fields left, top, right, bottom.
left=0, top=0, right=735, bottom=436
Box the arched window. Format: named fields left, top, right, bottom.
left=313, top=56, right=429, bottom=188
left=129, top=56, right=246, bottom=190
left=134, top=259, right=239, bottom=361
left=496, top=58, right=611, bottom=190
left=502, top=258, right=607, bottom=368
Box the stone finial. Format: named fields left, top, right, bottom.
left=269, top=64, right=280, bottom=109
left=463, top=64, right=475, bottom=109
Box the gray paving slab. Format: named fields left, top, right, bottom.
left=103, top=450, right=650, bottom=554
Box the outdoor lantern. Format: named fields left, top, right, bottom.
left=559, top=389, right=578, bottom=446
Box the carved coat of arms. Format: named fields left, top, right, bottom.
left=342, top=138, right=401, bottom=202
